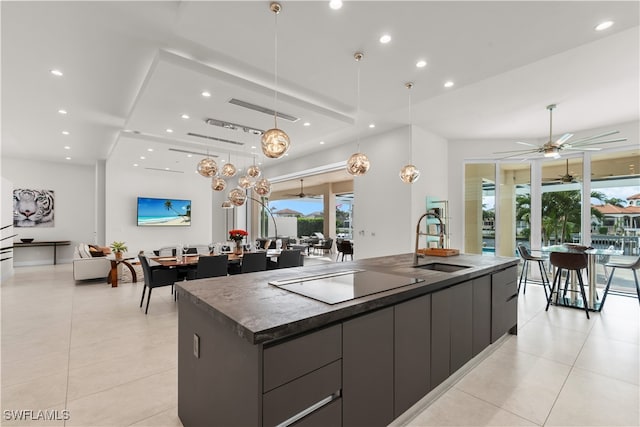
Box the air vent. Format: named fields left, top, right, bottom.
left=187, top=133, right=244, bottom=146
left=205, top=118, right=264, bottom=136
left=144, top=167, right=184, bottom=174
left=228, top=98, right=299, bottom=122
left=168, top=148, right=219, bottom=157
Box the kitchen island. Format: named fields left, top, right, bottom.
left=176, top=253, right=518, bottom=427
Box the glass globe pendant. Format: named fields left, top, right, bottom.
left=346, top=152, right=370, bottom=176
left=238, top=175, right=253, bottom=189
left=261, top=128, right=290, bottom=159
left=399, top=164, right=421, bottom=183
left=228, top=188, right=247, bottom=207
left=211, top=177, right=226, bottom=191
left=399, top=82, right=420, bottom=184
left=247, top=164, right=261, bottom=178
left=253, top=178, right=272, bottom=196
left=197, top=157, right=218, bottom=178
left=221, top=162, right=237, bottom=178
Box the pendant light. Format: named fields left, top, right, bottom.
left=211, top=176, right=226, bottom=191
left=221, top=153, right=237, bottom=177
left=346, top=52, right=370, bottom=176
left=247, top=155, right=262, bottom=178
left=254, top=177, right=272, bottom=197
left=197, top=153, right=218, bottom=178
left=228, top=187, right=247, bottom=207
left=399, top=82, right=421, bottom=184
left=238, top=175, right=253, bottom=189
left=261, top=2, right=291, bottom=159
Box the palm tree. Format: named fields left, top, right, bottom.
left=164, top=200, right=187, bottom=221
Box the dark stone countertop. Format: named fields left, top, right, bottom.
left=176, top=252, right=518, bottom=345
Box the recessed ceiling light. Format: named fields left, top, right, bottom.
left=319, top=141, right=325, bottom=145
left=140, top=156, right=146, bottom=160
left=329, top=0, right=342, bottom=10
left=187, top=154, right=193, bottom=158
left=595, top=21, right=614, bottom=31
left=50, top=69, right=63, bottom=77
left=284, top=153, right=289, bottom=156
left=251, top=145, right=257, bottom=150
left=166, top=128, right=174, bottom=133
left=303, top=122, right=311, bottom=127
left=379, top=34, right=391, bottom=44
left=61, top=131, right=70, bottom=135
left=64, top=146, right=70, bottom=150
left=65, top=157, right=71, bottom=160
left=165, top=167, right=170, bottom=171
left=147, top=148, right=154, bottom=152
left=201, top=91, right=211, bottom=97
left=416, top=60, right=427, bottom=68
left=123, top=129, right=133, bottom=133
left=369, top=123, right=375, bottom=128
left=444, top=81, right=455, bottom=88
left=181, top=114, right=190, bottom=119
left=58, top=109, right=67, bottom=115
left=133, top=164, right=139, bottom=167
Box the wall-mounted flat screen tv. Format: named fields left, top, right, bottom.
left=137, top=197, right=191, bottom=226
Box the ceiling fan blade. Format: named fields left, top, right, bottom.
left=515, top=141, right=538, bottom=147
left=567, top=137, right=627, bottom=147
left=568, top=130, right=620, bottom=145
left=564, top=147, right=601, bottom=151
left=493, top=148, right=539, bottom=154
left=555, top=133, right=574, bottom=146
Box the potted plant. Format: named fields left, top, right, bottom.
left=228, top=229, right=248, bottom=254
left=110, top=241, right=128, bottom=260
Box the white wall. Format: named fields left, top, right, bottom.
left=105, top=158, right=215, bottom=254
left=2, top=157, right=96, bottom=265
left=447, top=120, right=639, bottom=251
left=1, top=176, right=15, bottom=279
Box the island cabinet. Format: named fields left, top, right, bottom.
left=177, top=255, right=518, bottom=427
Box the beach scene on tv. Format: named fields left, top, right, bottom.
left=137, top=197, right=191, bottom=226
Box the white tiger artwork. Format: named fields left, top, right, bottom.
left=13, top=189, right=55, bottom=227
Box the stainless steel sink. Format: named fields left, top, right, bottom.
left=413, top=263, right=471, bottom=272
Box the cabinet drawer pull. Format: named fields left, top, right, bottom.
left=275, top=391, right=341, bottom=427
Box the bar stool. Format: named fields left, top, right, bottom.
left=517, top=244, right=551, bottom=298
left=546, top=251, right=590, bottom=319
left=599, top=255, right=640, bottom=311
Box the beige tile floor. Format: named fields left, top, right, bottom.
left=1, top=260, right=639, bottom=426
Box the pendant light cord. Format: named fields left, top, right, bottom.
left=273, top=11, right=279, bottom=129
left=409, top=84, right=413, bottom=162
left=356, top=54, right=361, bottom=151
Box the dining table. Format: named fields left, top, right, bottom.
left=541, top=244, right=623, bottom=311
left=150, top=250, right=282, bottom=270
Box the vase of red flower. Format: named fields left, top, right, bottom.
left=229, top=229, right=248, bottom=254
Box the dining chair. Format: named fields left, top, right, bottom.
left=186, top=255, right=228, bottom=280
left=238, top=252, right=267, bottom=274
left=546, top=251, right=590, bottom=318
left=336, top=240, right=354, bottom=262
left=599, top=255, right=640, bottom=311
left=268, top=249, right=302, bottom=270
left=138, top=255, right=179, bottom=314
left=313, top=238, right=333, bottom=255
left=517, top=244, right=550, bottom=298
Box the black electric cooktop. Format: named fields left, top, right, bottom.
left=269, top=270, right=424, bottom=305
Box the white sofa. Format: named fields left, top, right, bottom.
left=73, top=244, right=111, bottom=281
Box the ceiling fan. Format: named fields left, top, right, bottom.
left=543, top=159, right=579, bottom=183
left=495, top=104, right=627, bottom=160
left=285, top=179, right=317, bottom=198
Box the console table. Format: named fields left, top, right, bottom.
left=13, top=240, right=70, bottom=265
left=108, top=258, right=138, bottom=287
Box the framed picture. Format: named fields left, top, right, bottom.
left=13, top=189, right=55, bottom=227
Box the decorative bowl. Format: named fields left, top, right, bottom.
left=20, top=238, right=34, bottom=243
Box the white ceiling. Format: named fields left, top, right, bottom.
left=2, top=1, right=639, bottom=175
